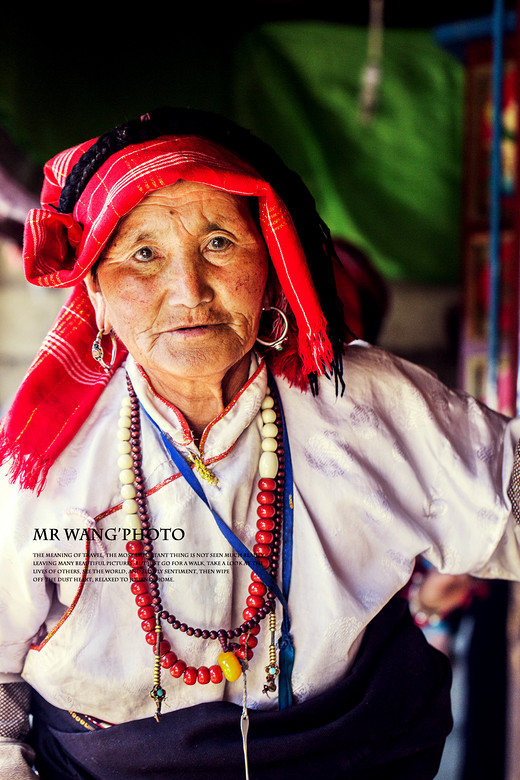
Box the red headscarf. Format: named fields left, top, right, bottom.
left=1, top=134, right=333, bottom=493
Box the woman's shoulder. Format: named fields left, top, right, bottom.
left=340, top=340, right=442, bottom=388
left=311, top=340, right=454, bottom=409
left=276, top=339, right=503, bottom=438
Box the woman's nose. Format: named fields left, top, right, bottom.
left=166, top=252, right=214, bottom=308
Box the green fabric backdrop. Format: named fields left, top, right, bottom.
left=1, top=20, right=463, bottom=284
left=233, top=22, right=464, bottom=284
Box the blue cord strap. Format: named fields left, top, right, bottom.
left=268, top=375, right=295, bottom=709
left=139, top=375, right=294, bottom=708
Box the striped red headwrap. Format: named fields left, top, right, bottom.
left=1, top=134, right=333, bottom=492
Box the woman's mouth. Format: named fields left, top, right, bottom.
left=170, top=323, right=219, bottom=337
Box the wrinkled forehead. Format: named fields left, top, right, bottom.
left=103, top=184, right=263, bottom=261
left=126, top=179, right=257, bottom=214
left=105, top=181, right=262, bottom=246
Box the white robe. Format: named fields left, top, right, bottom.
left=1, top=342, right=519, bottom=726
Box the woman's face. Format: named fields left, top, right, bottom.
left=86, top=181, right=270, bottom=389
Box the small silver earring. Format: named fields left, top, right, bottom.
left=92, top=329, right=117, bottom=372
left=255, top=306, right=289, bottom=351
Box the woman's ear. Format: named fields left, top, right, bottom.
left=263, top=263, right=281, bottom=308
left=84, top=274, right=111, bottom=333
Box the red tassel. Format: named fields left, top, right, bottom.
left=0, top=432, right=50, bottom=495
left=265, top=332, right=309, bottom=392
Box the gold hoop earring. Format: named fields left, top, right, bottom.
left=92, top=329, right=117, bottom=372
left=255, top=306, right=289, bottom=352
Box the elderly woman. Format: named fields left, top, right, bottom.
left=0, top=107, right=519, bottom=780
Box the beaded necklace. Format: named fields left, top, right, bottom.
left=118, top=375, right=292, bottom=722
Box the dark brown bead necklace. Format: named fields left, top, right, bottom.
left=121, top=375, right=285, bottom=718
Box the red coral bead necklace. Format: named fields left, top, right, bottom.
left=120, top=376, right=284, bottom=719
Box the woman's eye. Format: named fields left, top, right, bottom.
left=206, top=236, right=232, bottom=252
left=133, top=246, right=155, bottom=262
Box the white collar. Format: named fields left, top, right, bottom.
left=125, top=352, right=269, bottom=461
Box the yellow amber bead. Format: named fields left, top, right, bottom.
left=218, top=651, right=242, bottom=681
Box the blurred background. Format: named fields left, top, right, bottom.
left=1, top=2, right=519, bottom=777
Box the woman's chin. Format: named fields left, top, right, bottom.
left=138, top=342, right=251, bottom=389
